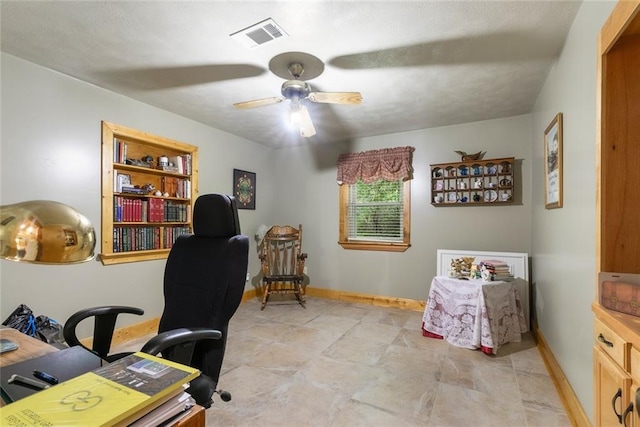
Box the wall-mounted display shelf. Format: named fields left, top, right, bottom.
left=430, top=157, right=514, bottom=206
left=100, top=121, right=199, bottom=265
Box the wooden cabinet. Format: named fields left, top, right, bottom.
left=593, top=305, right=640, bottom=426
left=594, top=317, right=632, bottom=426
left=430, top=157, right=514, bottom=206
left=100, top=121, right=199, bottom=265
left=594, top=2, right=640, bottom=426
left=594, top=346, right=631, bottom=426
left=597, top=1, right=640, bottom=274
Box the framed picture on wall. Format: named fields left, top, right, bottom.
left=544, top=113, right=563, bottom=209
left=233, top=169, right=256, bottom=210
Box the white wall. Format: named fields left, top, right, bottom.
left=273, top=114, right=533, bottom=301
left=530, top=1, right=616, bottom=423
left=0, top=54, right=276, bottom=336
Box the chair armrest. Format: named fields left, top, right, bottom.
left=259, top=253, right=269, bottom=275
left=140, top=327, right=222, bottom=356
left=296, top=253, right=308, bottom=275
left=63, top=305, right=144, bottom=348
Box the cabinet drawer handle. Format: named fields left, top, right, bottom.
left=598, top=333, right=614, bottom=348
left=613, top=388, right=623, bottom=423
left=623, top=402, right=633, bottom=427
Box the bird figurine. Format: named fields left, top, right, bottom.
left=455, top=150, right=486, bottom=161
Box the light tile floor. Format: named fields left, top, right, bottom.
left=115, top=296, right=571, bottom=426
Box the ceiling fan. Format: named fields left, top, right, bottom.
left=233, top=52, right=362, bottom=138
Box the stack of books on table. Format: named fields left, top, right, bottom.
left=0, top=352, right=199, bottom=426
left=479, top=259, right=513, bottom=281
left=129, top=390, right=196, bottom=427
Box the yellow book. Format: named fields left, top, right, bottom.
left=0, top=352, right=199, bottom=427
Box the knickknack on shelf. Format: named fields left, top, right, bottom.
left=431, top=157, right=514, bottom=206
left=100, top=121, right=199, bottom=265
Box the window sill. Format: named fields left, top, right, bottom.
left=338, top=241, right=410, bottom=252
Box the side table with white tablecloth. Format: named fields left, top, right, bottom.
left=421, top=276, right=527, bottom=355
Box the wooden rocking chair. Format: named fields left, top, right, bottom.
left=259, top=224, right=308, bottom=310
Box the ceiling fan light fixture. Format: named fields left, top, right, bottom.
left=288, top=100, right=315, bottom=138
left=297, top=104, right=316, bottom=138
left=289, top=102, right=302, bottom=126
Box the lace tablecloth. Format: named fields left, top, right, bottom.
left=421, top=276, right=527, bottom=355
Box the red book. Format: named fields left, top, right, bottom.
left=158, top=199, right=163, bottom=222
left=149, top=199, right=157, bottom=222
left=151, top=199, right=157, bottom=222
left=136, top=199, right=142, bottom=222
left=123, top=199, right=129, bottom=222
left=148, top=199, right=154, bottom=222
left=127, top=199, right=133, bottom=222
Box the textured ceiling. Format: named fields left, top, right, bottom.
left=0, top=1, right=582, bottom=148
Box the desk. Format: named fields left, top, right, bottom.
left=421, top=276, right=527, bottom=355
left=0, top=328, right=57, bottom=369
left=0, top=328, right=58, bottom=408
left=0, top=328, right=204, bottom=426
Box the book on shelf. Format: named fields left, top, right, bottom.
left=0, top=352, right=199, bottom=427
left=121, top=187, right=147, bottom=195
left=141, top=199, right=148, bottom=222
left=113, top=138, right=128, bottom=164
left=114, top=173, right=131, bottom=193
left=147, top=198, right=165, bottom=222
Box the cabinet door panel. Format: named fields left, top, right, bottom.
left=595, top=346, right=631, bottom=426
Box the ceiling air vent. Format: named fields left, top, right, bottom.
left=230, top=18, right=288, bottom=48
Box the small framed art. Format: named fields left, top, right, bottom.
left=544, top=113, right=563, bottom=209
left=233, top=169, right=256, bottom=210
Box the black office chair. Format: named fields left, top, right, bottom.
left=158, top=194, right=249, bottom=401
left=62, top=305, right=144, bottom=362
left=141, top=327, right=229, bottom=408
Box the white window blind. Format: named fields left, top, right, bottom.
left=347, top=179, right=403, bottom=242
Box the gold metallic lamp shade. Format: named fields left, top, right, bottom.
left=0, top=200, right=96, bottom=264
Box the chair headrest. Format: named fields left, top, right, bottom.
left=193, top=194, right=241, bottom=237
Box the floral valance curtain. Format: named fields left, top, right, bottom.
left=336, top=146, right=415, bottom=185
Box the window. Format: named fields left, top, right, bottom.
left=336, top=146, right=414, bottom=252
left=339, top=179, right=411, bottom=252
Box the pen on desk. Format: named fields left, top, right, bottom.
left=33, top=370, right=58, bottom=385
left=8, top=374, right=50, bottom=389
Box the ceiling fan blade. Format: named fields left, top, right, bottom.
left=298, top=105, right=316, bottom=138
left=307, top=92, right=362, bottom=105
left=97, top=64, right=266, bottom=90
left=233, top=97, right=284, bottom=110
left=328, top=32, right=556, bottom=70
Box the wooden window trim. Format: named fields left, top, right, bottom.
left=338, top=179, right=411, bottom=252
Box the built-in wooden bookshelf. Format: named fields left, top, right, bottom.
left=100, top=121, right=199, bottom=265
